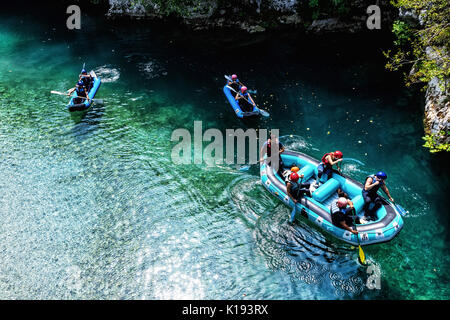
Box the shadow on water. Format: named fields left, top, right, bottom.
left=70, top=102, right=105, bottom=141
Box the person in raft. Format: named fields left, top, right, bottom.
left=286, top=172, right=312, bottom=204
left=362, top=171, right=394, bottom=221
left=228, top=74, right=241, bottom=93
left=79, top=68, right=93, bottom=91
left=330, top=197, right=363, bottom=234
left=235, top=86, right=256, bottom=112
left=67, top=80, right=90, bottom=105
left=315, top=150, right=343, bottom=186
left=260, top=133, right=285, bottom=175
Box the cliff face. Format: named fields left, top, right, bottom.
left=423, top=47, right=450, bottom=147
left=398, top=10, right=449, bottom=150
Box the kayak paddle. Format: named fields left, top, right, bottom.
left=224, top=75, right=257, bottom=94
left=390, top=200, right=408, bottom=217
left=225, top=85, right=269, bottom=117
left=351, top=208, right=366, bottom=266
left=51, top=90, right=104, bottom=104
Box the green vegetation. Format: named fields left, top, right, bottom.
left=127, top=0, right=207, bottom=17
left=298, top=0, right=351, bottom=21
left=384, top=0, right=450, bottom=89
left=385, top=0, right=449, bottom=153
left=422, top=131, right=450, bottom=152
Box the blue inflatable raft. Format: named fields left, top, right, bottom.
left=68, top=70, right=101, bottom=112
left=260, top=150, right=404, bottom=246
left=223, top=84, right=261, bottom=118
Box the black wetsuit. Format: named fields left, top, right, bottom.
left=362, top=175, right=384, bottom=219
left=229, top=80, right=240, bottom=94
left=330, top=202, right=360, bottom=229
left=286, top=174, right=311, bottom=200
left=238, top=92, right=254, bottom=112
left=81, top=75, right=93, bottom=91
left=74, top=86, right=87, bottom=104
left=265, top=140, right=284, bottom=176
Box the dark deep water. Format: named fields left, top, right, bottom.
left=0, top=4, right=448, bottom=299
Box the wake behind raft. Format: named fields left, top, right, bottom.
left=260, top=150, right=404, bottom=246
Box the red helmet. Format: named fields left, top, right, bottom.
left=231, top=74, right=237, bottom=80
left=290, top=172, right=299, bottom=182
left=241, top=86, right=247, bottom=93
left=334, top=150, right=343, bottom=159
left=337, top=197, right=348, bottom=208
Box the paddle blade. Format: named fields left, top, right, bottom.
left=394, top=203, right=408, bottom=217
left=358, top=245, right=366, bottom=265
left=51, top=90, right=67, bottom=96
left=224, top=75, right=232, bottom=81
left=258, top=108, right=270, bottom=117
left=92, top=99, right=104, bottom=105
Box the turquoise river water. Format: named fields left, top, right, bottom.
left=0, top=7, right=448, bottom=299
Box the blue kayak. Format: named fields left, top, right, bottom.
left=223, top=84, right=261, bottom=118
left=68, top=70, right=101, bottom=112
left=260, top=150, right=404, bottom=246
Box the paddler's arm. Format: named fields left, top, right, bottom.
left=67, top=87, right=75, bottom=95
left=381, top=184, right=394, bottom=202
left=327, top=155, right=342, bottom=166
left=341, top=220, right=358, bottom=234
left=248, top=93, right=256, bottom=106
left=364, top=177, right=379, bottom=191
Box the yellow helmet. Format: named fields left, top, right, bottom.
left=291, top=166, right=299, bottom=173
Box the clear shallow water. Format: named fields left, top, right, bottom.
left=0, top=9, right=448, bottom=300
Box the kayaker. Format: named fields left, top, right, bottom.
left=235, top=86, right=255, bottom=112
left=260, top=134, right=285, bottom=175
left=80, top=69, right=93, bottom=91
left=362, top=171, right=394, bottom=220
left=330, top=197, right=361, bottom=234
left=228, top=74, right=241, bottom=93
left=286, top=172, right=312, bottom=204
left=67, top=80, right=90, bottom=105
left=315, top=150, right=343, bottom=186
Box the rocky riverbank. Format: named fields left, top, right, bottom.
left=106, top=0, right=396, bottom=33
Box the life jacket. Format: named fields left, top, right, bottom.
left=330, top=201, right=345, bottom=216
left=81, top=76, right=92, bottom=90
left=229, top=79, right=240, bottom=92
left=76, top=86, right=86, bottom=96
left=286, top=173, right=300, bottom=194
left=364, top=174, right=384, bottom=195
left=321, top=153, right=333, bottom=167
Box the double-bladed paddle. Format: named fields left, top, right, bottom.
left=224, top=75, right=257, bottom=94
left=51, top=90, right=104, bottom=104
left=225, top=85, right=269, bottom=117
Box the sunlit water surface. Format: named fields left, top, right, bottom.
left=0, top=10, right=448, bottom=299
